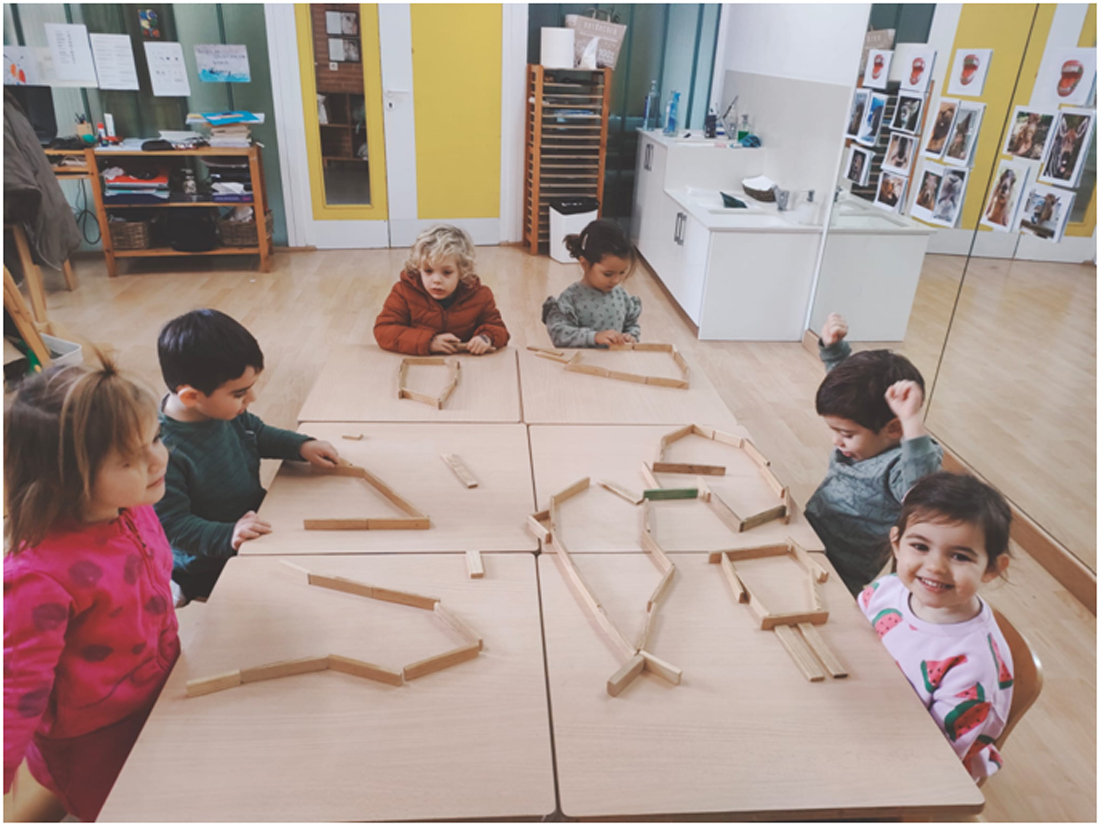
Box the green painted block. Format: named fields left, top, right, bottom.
left=642, top=488, right=698, bottom=501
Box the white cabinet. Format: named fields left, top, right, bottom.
left=632, top=134, right=667, bottom=258
left=651, top=204, right=710, bottom=325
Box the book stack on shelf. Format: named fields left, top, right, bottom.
left=185, top=111, right=265, bottom=148
left=102, top=166, right=170, bottom=205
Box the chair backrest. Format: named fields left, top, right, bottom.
left=991, top=607, right=1043, bottom=752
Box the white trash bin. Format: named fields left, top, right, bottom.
left=549, top=197, right=599, bottom=263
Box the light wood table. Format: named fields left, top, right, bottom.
left=297, top=344, right=521, bottom=423
left=539, top=552, right=985, bottom=820
left=518, top=347, right=740, bottom=427
left=530, top=425, right=823, bottom=553
left=246, top=423, right=538, bottom=553
left=100, top=554, right=556, bottom=822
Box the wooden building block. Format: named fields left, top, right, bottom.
left=280, top=560, right=311, bottom=578
left=597, top=479, right=643, bottom=506
left=760, top=465, right=787, bottom=499
left=308, top=572, right=375, bottom=599
left=606, top=653, right=646, bottom=697
left=797, top=623, right=848, bottom=679
left=711, top=429, right=744, bottom=449
left=186, top=670, right=242, bottom=698
left=640, top=462, right=661, bottom=490
left=399, top=388, right=440, bottom=407
left=304, top=518, right=373, bottom=530
left=526, top=345, right=565, bottom=357
left=710, top=544, right=791, bottom=563
left=441, top=453, right=479, bottom=488
left=658, top=424, right=695, bottom=449
left=341, top=433, right=365, bottom=441
left=652, top=461, right=726, bottom=476
left=782, top=487, right=794, bottom=525
left=303, top=517, right=431, bottom=531
left=746, top=591, right=772, bottom=624
left=708, top=491, right=744, bottom=533
left=643, top=487, right=698, bottom=501
left=760, top=609, right=829, bottom=631
left=565, top=361, right=611, bottom=378
left=466, top=550, right=484, bottom=579
left=691, top=424, right=716, bottom=439
left=605, top=369, right=648, bottom=384
left=550, top=545, right=635, bottom=660
left=774, top=625, right=826, bottom=682
left=240, top=656, right=329, bottom=684
left=636, top=607, right=657, bottom=652
left=318, top=465, right=370, bottom=478
left=647, top=567, right=675, bottom=610
left=371, top=586, right=439, bottom=611
left=533, top=350, right=572, bottom=364
left=403, top=643, right=481, bottom=681
left=526, top=511, right=550, bottom=541
left=434, top=603, right=483, bottom=649
left=742, top=438, right=770, bottom=469
left=639, top=650, right=683, bottom=685
left=791, top=542, right=829, bottom=583
left=740, top=503, right=788, bottom=532
left=327, top=654, right=405, bottom=686
left=719, top=553, right=747, bottom=603
left=695, top=477, right=712, bottom=503
left=644, top=375, right=689, bottom=389
left=550, top=476, right=591, bottom=505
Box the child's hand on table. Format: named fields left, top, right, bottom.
left=232, top=510, right=272, bottom=550
left=301, top=439, right=340, bottom=467
left=594, top=330, right=627, bottom=346
left=466, top=334, right=494, bottom=355
left=430, top=333, right=462, bottom=354
left=621, top=333, right=637, bottom=344
left=821, top=313, right=849, bottom=346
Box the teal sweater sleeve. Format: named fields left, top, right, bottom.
left=888, top=435, right=943, bottom=502
left=240, top=411, right=314, bottom=461
left=157, top=456, right=236, bottom=560
left=818, top=338, right=852, bottom=372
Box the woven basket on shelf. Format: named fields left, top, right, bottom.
left=108, top=220, right=153, bottom=250
left=220, top=210, right=273, bottom=247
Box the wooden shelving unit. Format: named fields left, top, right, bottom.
left=523, top=65, right=611, bottom=255
left=91, top=144, right=273, bottom=276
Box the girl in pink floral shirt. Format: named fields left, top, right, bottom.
left=4, top=355, right=180, bottom=820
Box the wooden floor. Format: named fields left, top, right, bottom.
left=25, top=247, right=1095, bottom=822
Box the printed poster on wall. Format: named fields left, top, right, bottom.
left=3, top=46, right=40, bottom=85
left=89, top=34, right=139, bottom=91
left=143, top=41, right=191, bottom=97
left=928, top=166, right=968, bottom=227
left=862, top=49, right=893, bottom=90
left=924, top=99, right=959, bottom=157
left=845, top=89, right=869, bottom=139
left=1002, top=106, right=1055, bottom=161
left=942, top=101, right=984, bottom=167
left=195, top=44, right=250, bottom=82
left=856, top=93, right=887, bottom=146
left=846, top=145, right=873, bottom=187
left=44, top=23, right=98, bottom=86
left=884, top=132, right=915, bottom=175
left=898, top=46, right=936, bottom=93
left=910, top=162, right=944, bottom=224
left=1031, top=47, right=1096, bottom=108
left=1038, top=107, right=1095, bottom=189
left=980, top=159, right=1030, bottom=232
left=1016, top=182, right=1076, bottom=242
left=947, top=48, right=993, bottom=97
left=892, top=94, right=923, bottom=134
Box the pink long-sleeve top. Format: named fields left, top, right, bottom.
left=4, top=505, right=180, bottom=819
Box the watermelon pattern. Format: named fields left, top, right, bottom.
left=872, top=608, right=903, bottom=638
left=944, top=699, right=991, bottom=742
left=955, top=682, right=985, bottom=702
left=920, top=654, right=968, bottom=692
left=859, top=581, right=880, bottom=610
left=988, top=634, right=1013, bottom=689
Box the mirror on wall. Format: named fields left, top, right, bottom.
left=811, top=3, right=1097, bottom=570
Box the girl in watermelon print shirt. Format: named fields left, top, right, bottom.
left=859, top=472, right=1014, bottom=782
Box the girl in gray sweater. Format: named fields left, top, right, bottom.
left=542, top=219, right=642, bottom=348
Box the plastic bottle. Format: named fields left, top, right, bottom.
left=642, top=80, right=659, bottom=131
left=704, top=104, right=717, bottom=138
left=662, top=91, right=681, bottom=137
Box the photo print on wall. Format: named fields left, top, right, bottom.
left=884, top=132, right=915, bottom=175
left=943, top=101, right=985, bottom=166
left=874, top=170, right=908, bottom=212
left=846, top=89, right=870, bottom=139
left=857, top=93, right=888, bottom=146
left=981, top=159, right=1030, bottom=232
left=1016, top=182, right=1076, bottom=242
left=1038, top=107, right=1095, bottom=189
left=899, top=46, right=937, bottom=93
left=1002, top=107, right=1055, bottom=161
left=846, top=145, right=874, bottom=186
left=863, top=49, right=894, bottom=90
left=1031, top=47, right=1096, bottom=108
left=910, top=162, right=944, bottom=224
left=924, top=99, right=958, bottom=157
left=929, top=167, right=968, bottom=228
left=947, top=48, right=992, bottom=96
left=892, top=94, right=924, bottom=134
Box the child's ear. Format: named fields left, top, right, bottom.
left=176, top=385, right=203, bottom=408
left=883, top=417, right=904, bottom=441
left=982, top=554, right=1010, bottom=583
left=889, top=526, right=901, bottom=557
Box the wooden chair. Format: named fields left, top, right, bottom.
left=989, top=607, right=1043, bottom=758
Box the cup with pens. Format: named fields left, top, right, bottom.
left=75, top=114, right=95, bottom=144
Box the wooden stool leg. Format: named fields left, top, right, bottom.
left=10, top=225, right=47, bottom=323
left=61, top=258, right=77, bottom=290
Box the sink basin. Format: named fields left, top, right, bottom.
left=704, top=212, right=792, bottom=228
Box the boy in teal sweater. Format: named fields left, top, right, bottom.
left=155, top=309, right=339, bottom=602
left=805, top=314, right=942, bottom=596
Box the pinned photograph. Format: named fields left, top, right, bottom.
left=981, top=160, right=1029, bottom=232
left=863, top=49, right=894, bottom=90
left=1031, top=47, right=1096, bottom=108
left=947, top=48, right=992, bottom=97
left=856, top=93, right=887, bottom=146
left=929, top=167, right=968, bottom=227
left=1038, top=107, right=1095, bottom=189
left=900, top=47, right=937, bottom=93
left=943, top=101, right=984, bottom=167
left=910, top=163, right=944, bottom=224
left=1002, top=107, right=1055, bottom=161
left=874, top=171, right=908, bottom=213
left=845, top=89, right=869, bottom=139
left=1016, top=183, right=1076, bottom=242
left=924, top=99, right=958, bottom=157
left=884, top=132, right=915, bottom=175
left=892, top=94, right=923, bottom=134
left=846, top=145, right=873, bottom=186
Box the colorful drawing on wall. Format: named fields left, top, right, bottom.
left=195, top=44, right=250, bottom=83
left=929, top=167, right=968, bottom=228
left=883, top=132, right=915, bottom=175
left=874, top=171, right=907, bottom=213
left=1031, top=47, right=1096, bottom=108
left=138, top=9, right=161, bottom=40
left=899, top=47, right=936, bottom=94
left=3, top=46, right=39, bottom=85
left=910, top=163, right=944, bottom=224
left=947, top=49, right=992, bottom=97
left=863, top=49, right=894, bottom=90
left=943, top=101, right=984, bottom=167
left=846, top=145, right=873, bottom=186
left=892, top=94, right=923, bottom=134
left=1016, top=183, right=1076, bottom=242
left=1038, top=108, right=1095, bottom=189
left=924, top=99, right=958, bottom=157
left=845, top=89, right=869, bottom=139
left=857, top=93, right=887, bottom=147
left=1002, top=106, right=1055, bottom=161
left=980, top=160, right=1030, bottom=232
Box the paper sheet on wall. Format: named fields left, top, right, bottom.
left=45, top=23, right=98, bottom=85
left=144, top=41, right=191, bottom=97
left=195, top=44, right=250, bottom=83
left=3, top=46, right=41, bottom=85
left=90, top=34, right=139, bottom=90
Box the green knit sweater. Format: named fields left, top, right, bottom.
left=155, top=409, right=312, bottom=576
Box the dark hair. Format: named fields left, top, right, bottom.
left=894, top=472, right=1012, bottom=572
left=815, top=349, right=924, bottom=431
left=563, top=219, right=636, bottom=273
left=157, top=309, right=264, bottom=396
left=5, top=349, right=159, bottom=553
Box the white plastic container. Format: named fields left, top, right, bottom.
left=549, top=202, right=598, bottom=263
left=540, top=28, right=575, bottom=69
left=41, top=333, right=83, bottom=368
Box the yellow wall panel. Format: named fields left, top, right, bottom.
left=1066, top=3, right=1096, bottom=237
left=411, top=4, right=502, bottom=220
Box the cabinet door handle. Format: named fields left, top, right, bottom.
left=644, top=143, right=652, bottom=171
left=672, top=212, right=681, bottom=244
left=676, top=212, right=686, bottom=244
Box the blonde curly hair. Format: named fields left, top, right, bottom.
left=404, top=225, right=477, bottom=282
